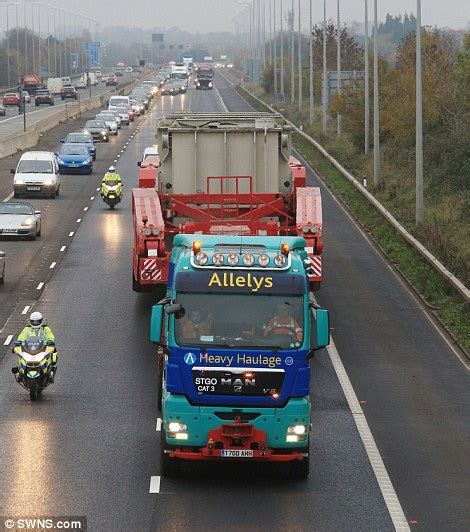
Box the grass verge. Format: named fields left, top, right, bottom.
left=236, top=85, right=469, bottom=355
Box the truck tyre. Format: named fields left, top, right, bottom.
left=288, top=450, right=310, bottom=480
left=160, top=430, right=181, bottom=478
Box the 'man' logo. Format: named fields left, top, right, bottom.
left=208, top=272, right=273, bottom=292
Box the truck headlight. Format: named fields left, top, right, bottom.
left=286, top=424, right=308, bottom=442
left=274, top=254, right=287, bottom=267
left=258, top=254, right=270, bottom=267
left=168, top=422, right=187, bottom=433
left=227, top=253, right=239, bottom=266
left=195, top=251, right=208, bottom=265
left=242, top=253, right=255, bottom=267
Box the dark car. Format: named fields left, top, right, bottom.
left=35, top=90, right=55, bottom=106
left=106, top=76, right=118, bottom=86
left=61, top=132, right=97, bottom=160
left=84, top=120, right=109, bottom=142
left=61, top=86, right=78, bottom=100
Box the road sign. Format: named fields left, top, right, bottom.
left=85, top=42, right=101, bottom=67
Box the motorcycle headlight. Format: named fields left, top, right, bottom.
left=144, top=228, right=152, bottom=236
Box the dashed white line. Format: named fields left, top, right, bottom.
left=36, top=282, right=44, bottom=290
left=50, top=262, right=56, bottom=269
left=21, top=306, right=30, bottom=315
left=96, top=187, right=100, bottom=192
left=68, top=231, right=74, bottom=237
left=117, top=154, right=120, bottom=158
left=327, top=338, right=410, bottom=530
left=120, top=149, right=124, bottom=153
left=83, top=207, right=88, bottom=212
left=2, top=192, right=14, bottom=203
left=149, top=476, right=161, bottom=494
left=90, top=196, right=95, bottom=201
left=76, top=218, right=82, bottom=223
left=156, top=418, right=162, bottom=431
left=60, top=245, right=66, bottom=252
left=4, top=334, right=13, bottom=346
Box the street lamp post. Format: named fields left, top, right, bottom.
left=290, top=0, right=295, bottom=103
left=297, top=0, right=302, bottom=111
left=309, top=0, right=313, bottom=124
left=322, top=0, right=327, bottom=131
left=280, top=0, right=284, bottom=99
left=274, top=0, right=278, bottom=97
left=336, top=0, right=341, bottom=137
left=373, top=0, right=380, bottom=186
left=416, top=0, right=424, bottom=225
left=364, top=0, right=370, bottom=155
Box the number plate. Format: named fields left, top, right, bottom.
left=26, top=186, right=41, bottom=191
left=220, top=449, right=253, bottom=458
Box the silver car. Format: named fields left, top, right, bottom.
left=0, top=202, right=41, bottom=240
left=96, top=113, right=119, bottom=135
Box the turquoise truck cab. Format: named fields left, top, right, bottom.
left=151, top=234, right=330, bottom=478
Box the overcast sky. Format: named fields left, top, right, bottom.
left=3, top=1, right=469, bottom=34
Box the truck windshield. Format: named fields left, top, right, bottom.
left=174, top=293, right=304, bottom=350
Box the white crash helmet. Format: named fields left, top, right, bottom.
left=108, top=166, right=116, bottom=173
left=30, top=312, right=43, bottom=327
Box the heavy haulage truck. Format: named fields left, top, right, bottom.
left=132, top=112, right=330, bottom=477
left=150, top=236, right=330, bottom=478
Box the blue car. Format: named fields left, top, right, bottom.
left=56, top=144, right=93, bottom=174
left=61, top=132, right=96, bottom=160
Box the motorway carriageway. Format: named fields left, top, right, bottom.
left=0, top=76, right=468, bottom=531
left=0, top=72, right=136, bottom=138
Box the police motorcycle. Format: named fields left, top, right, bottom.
left=12, top=337, right=56, bottom=401
left=101, top=178, right=123, bottom=210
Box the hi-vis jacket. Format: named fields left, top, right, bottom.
left=18, top=325, right=55, bottom=343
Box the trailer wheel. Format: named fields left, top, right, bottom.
left=288, top=450, right=310, bottom=479
left=160, top=430, right=182, bottom=478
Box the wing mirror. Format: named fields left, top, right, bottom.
left=308, top=307, right=330, bottom=359
left=137, top=161, right=141, bottom=167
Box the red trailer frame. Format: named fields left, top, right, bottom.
left=132, top=157, right=323, bottom=292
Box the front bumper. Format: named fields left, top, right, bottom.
left=0, top=226, right=35, bottom=238
left=14, top=184, right=57, bottom=196
left=58, top=163, right=92, bottom=174
left=162, top=395, right=310, bottom=461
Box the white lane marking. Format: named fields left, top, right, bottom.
left=156, top=418, right=162, bottom=431
left=2, top=192, right=14, bottom=203
left=21, top=306, right=30, bottom=315
left=149, top=476, right=161, bottom=494
left=60, top=245, right=66, bottom=252
left=96, top=187, right=100, bottom=192
left=90, top=196, right=95, bottom=200
left=113, top=160, right=117, bottom=163
left=68, top=231, right=74, bottom=237
left=36, top=282, right=44, bottom=290
left=117, top=154, right=120, bottom=158
left=50, top=262, right=56, bottom=269
left=327, top=338, right=410, bottom=530
left=214, top=86, right=229, bottom=112
left=120, top=149, right=124, bottom=153
left=76, top=218, right=81, bottom=223
left=3, top=334, right=13, bottom=346
left=83, top=207, right=88, bottom=212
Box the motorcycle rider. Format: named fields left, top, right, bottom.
left=100, top=165, right=123, bottom=197
left=13, top=312, right=58, bottom=382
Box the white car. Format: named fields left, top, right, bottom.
left=125, top=66, right=133, bottom=73
left=101, top=75, right=109, bottom=83
left=12, top=152, right=60, bottom=198
left=75, top=79, right=87, bottom=89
